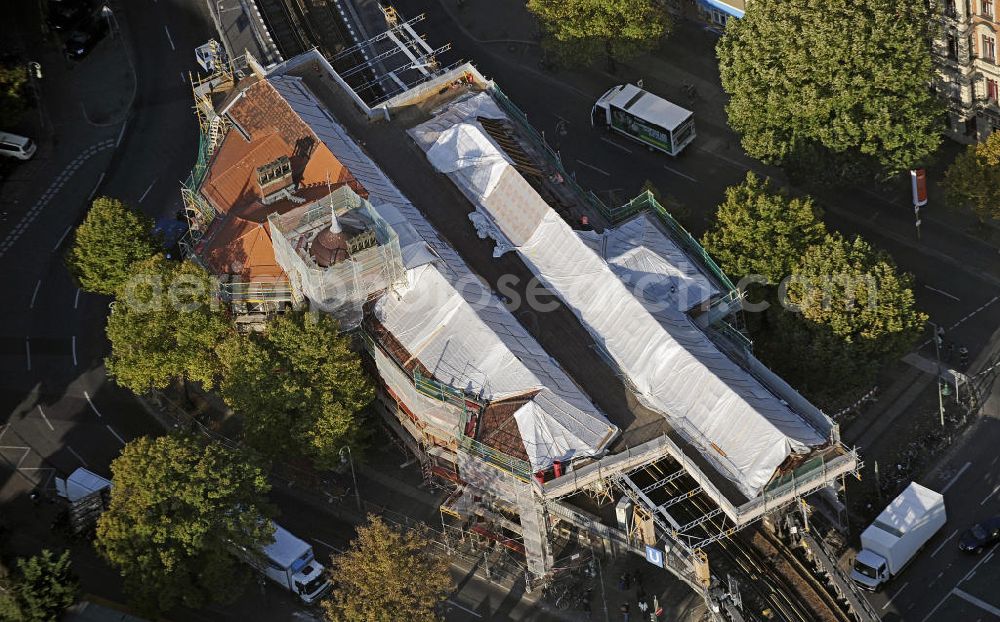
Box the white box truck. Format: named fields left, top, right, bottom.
left=591, top=84, right=696, bottom=156
left=851, top=482, right=946, bottom=590
left=241, top=522, right=332, bottom=604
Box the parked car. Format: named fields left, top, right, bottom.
left=48, top=0, right=96, bottom=31
left=0, top=132, right=37, bottom=160
left=958, top=517, right=1000, bottom=554
left=63, top=16, right=108, bottom=60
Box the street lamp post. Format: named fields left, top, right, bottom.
left=930, top=321, right=946, bottom=427
left=339, top=446, right=361, bottom=513
left=101, top=5, right=116, bottom=39
left=26, top=62, right=43, bottom=127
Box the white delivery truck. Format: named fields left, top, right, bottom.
left=851, top=482, right=947, bottom=591
left=241, top=522, right=331, bottom=604
left=591, top=84, right=696, bottom=156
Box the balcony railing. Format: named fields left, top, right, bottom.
left=458, top=435, right=533, bottom=482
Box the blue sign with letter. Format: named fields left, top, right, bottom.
left=644, top=545, right=664, bottom=567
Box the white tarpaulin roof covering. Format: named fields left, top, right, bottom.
left=376, top=263, right=539, bottom=400
left=412, top=96, right=827, bottom=497
left=269, top=76, right=617, bottom=469
left=578, top=213, right=719, bottom=313
left=427, top=123, right=511, bottom=199
left=376, top=263, right=617, bottom=469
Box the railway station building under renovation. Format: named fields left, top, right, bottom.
left=180, top=17, right=859, bottom=607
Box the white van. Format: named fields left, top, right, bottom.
left=238, top=521, right=332, bottom=604
left=592, top=84, right=696, bottom=156
left=0, top=132, right=37, bottom=160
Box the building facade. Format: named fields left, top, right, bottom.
left=692, top=0, right=745, bottom=28
left=936, top=0, right=1000, bottom=142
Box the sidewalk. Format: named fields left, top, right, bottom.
left=841, top=364, right=933, bottom=449
left=0, top=1, right=135, bottom=257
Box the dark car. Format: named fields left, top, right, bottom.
left=48, top=0, right=95, bottom=31
left=958, top=517, right=1000, bottom=553
left=63, top=16, right=108, bottom=60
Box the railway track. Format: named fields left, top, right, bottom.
left=638, top=470, right=852, bottom=622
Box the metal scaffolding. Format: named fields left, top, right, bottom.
left=268, top=185, right=404, bottom=328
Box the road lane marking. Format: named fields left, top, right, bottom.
left=946, top=294, right=999, bottom=334
left=961, top=543, right=999, bottom=582
left=882, top=581, right=909, bottom=610
left=931, top=529, right=959, bottom=557
left=980, top=483, right=1000, bottom=505
left=312, top=538, right=343, bottom=553
left=663, top=164, right=698, bottom=183
left=600, top=136, right=632, bottom=153
left=954, top=588, right=1000, bottom=616
left=575, top=159, right=610, bottom=176
left=29, top=279, right=41, bottom=308
left=25, top=337, right=31, bottom=370
left=164, top=25, right=175, bottom=51
left=941, top=461, right=972, bottom=493
left=106, top=424, right=126, bottom=445
left=74, top=288, right=81, bottom=309
left=37, top=406, right=54, bottom=431
left=83, top=391, right=103, bottom=417
left=924, top=285, right=960, bottom=302
left=116, top=117, right=127, bottom=148
left=67, top=445, right=88, bottom=467
left=71, top=336, right=77, bottom=366
left=1, top=141, right=114, bottom=260
left=138, top=179, right=156, bottom=203
left=446, top=599, right=482, bottom=618
left=88, top=172, right=105, bottom=201
left=180, top=71, right=186, bottom=84
left=694, top=145, right=755, bottom=172
left=53, top=225, right=72, bottom=251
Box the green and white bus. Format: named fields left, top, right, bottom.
left=591, top=84, right=696, bottom=156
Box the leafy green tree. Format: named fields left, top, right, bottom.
left=105, top=257, right=231, bottom=393
left=67, top=197, right=158, bottom=296
left=10, top=550, right=79, bottom=622
left=717, top=0, right=943, bottom=176
left=95, top=435, right=274, bottom=614
left=0, top=63, right=28, bottom=126
left=943, top=130, right=1000, bottom=222
left=763, top=233, right=926, bottom=402
left=702, top=173, right=827, bottom=284
left=218, top=309, right=373, bottom=469
left=321, top=515, right=452, bottom=622
left=754, top=305, right=868, bottom=406
left=527, top=0, right=670, bottom=68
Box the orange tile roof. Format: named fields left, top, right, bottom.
left=201, top=219, right=283, bottom=279
left=195, top=79, right=366, bottom=282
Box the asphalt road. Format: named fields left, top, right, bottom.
left=0, top=0, right=209, bottom=495
left=859, top=417, right=1000, bottom=621
left=2, top=0, right=997, bottom=619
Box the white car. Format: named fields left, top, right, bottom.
left=0, top=132, right=37, bottom=160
